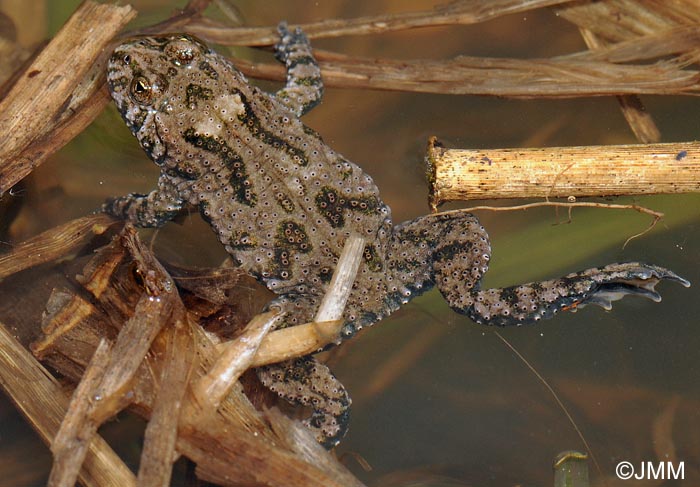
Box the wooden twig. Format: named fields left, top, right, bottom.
left=559, top=25, right=700, bottom=63
left=436, top=201, right=663, bottom=248
left=48, top=340, right=113, bottom=487
left=0, top=1, right=135, bottom=195
left=137, top=310, right=195, bottom=487
left=578, top=27, right=661, bottom=143
left=49, top=296, right=174, bottom=487
left=48, top=227, right=181, bottom=487
left=427, top=137, right=700, bottom=207
left=173, top=2, right=700, bottom=98
left=182, top=0, right=570, bottom=46
left=193, top=311, right=282, bottom=409
left=312, top=234, right=366, bottom=324
left=0, top=214, right=118, bottom=281
left=0, top=323, right=135, bottom=487
left=227, top=49, right=700, bottom=98
left=555, top=0, right=700, bottom=43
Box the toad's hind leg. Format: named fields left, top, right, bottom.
left=390, top=213, right=690, bottom=327
left=418, top=211, right=691, bottom=325
left=447, top=262, right=690, bottom=326
left=256, top=294, right=351, bottom=448
left=256, top=357, right=351, bottom=448
left=274, top=23, right=323, bottom=117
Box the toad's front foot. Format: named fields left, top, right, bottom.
left=274, top=22, right=323, bottom=117
left=459, top=262, right=690, bottom=326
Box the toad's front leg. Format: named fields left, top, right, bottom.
left=103, top=174, right=185, bottom=227
left=274, top=22, right=324, bottom=117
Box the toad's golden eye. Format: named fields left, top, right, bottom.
left=130, top=76, right=152, bottom=104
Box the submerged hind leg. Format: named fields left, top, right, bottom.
left=256, top=356, right=351, bottom=448
left=256, top=293, right=351, bottom=448
left=425, top=220, right=691, bottom=326
left=390, top=212, right=690, bottom=327
left=451, top=262, right=690, bottom=326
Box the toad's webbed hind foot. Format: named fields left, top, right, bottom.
left=256, top=356, right=351, bottom=448
left=450, top=262, right=690, bottom=326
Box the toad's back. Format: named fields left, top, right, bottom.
left=107, top=35, right=393, bottom=327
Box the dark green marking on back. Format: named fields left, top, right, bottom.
left=314, top=186, right=380, bottom=228
left=273, top=220, right=313, bottom=280
left=198, top=60, right=219, bottom=80
left=274, top=192, right=296, bottom=213
left=363, top=243, right=383, bottom=272
left=230, top=230, right=257, bottom=250
left=183, top=127, right=257, bottom=206
left=276, top=220, right=312, bottom=253
left=233, top=89, right=309, bottom=166
left=186, top=83, right=214, bottom=108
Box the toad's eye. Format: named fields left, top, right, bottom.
left=130, top=76, right=152, bottom=104
left=123, top=54, right=131, bottom=65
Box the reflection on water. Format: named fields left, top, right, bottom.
left=2, top=1, right=699, bottom=486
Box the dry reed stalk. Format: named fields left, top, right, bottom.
left=0, top=214, right=118, bottom=280
left=427, top=137, right=700, bottom=206
left=177, top=1, right=700, bottom=99
left=226, top=47, right=700, bottom=97
left=0, top=1, right=135, bottom=195
left=137, top=311, right=194, bottom=487
left=182, top=0, right=568, bottom=45
left=31, top=225, right=366, bottom=487
left=0, top=323, right=135, bottom=487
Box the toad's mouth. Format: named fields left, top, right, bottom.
left=134, top=109, right=168, bottom=166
